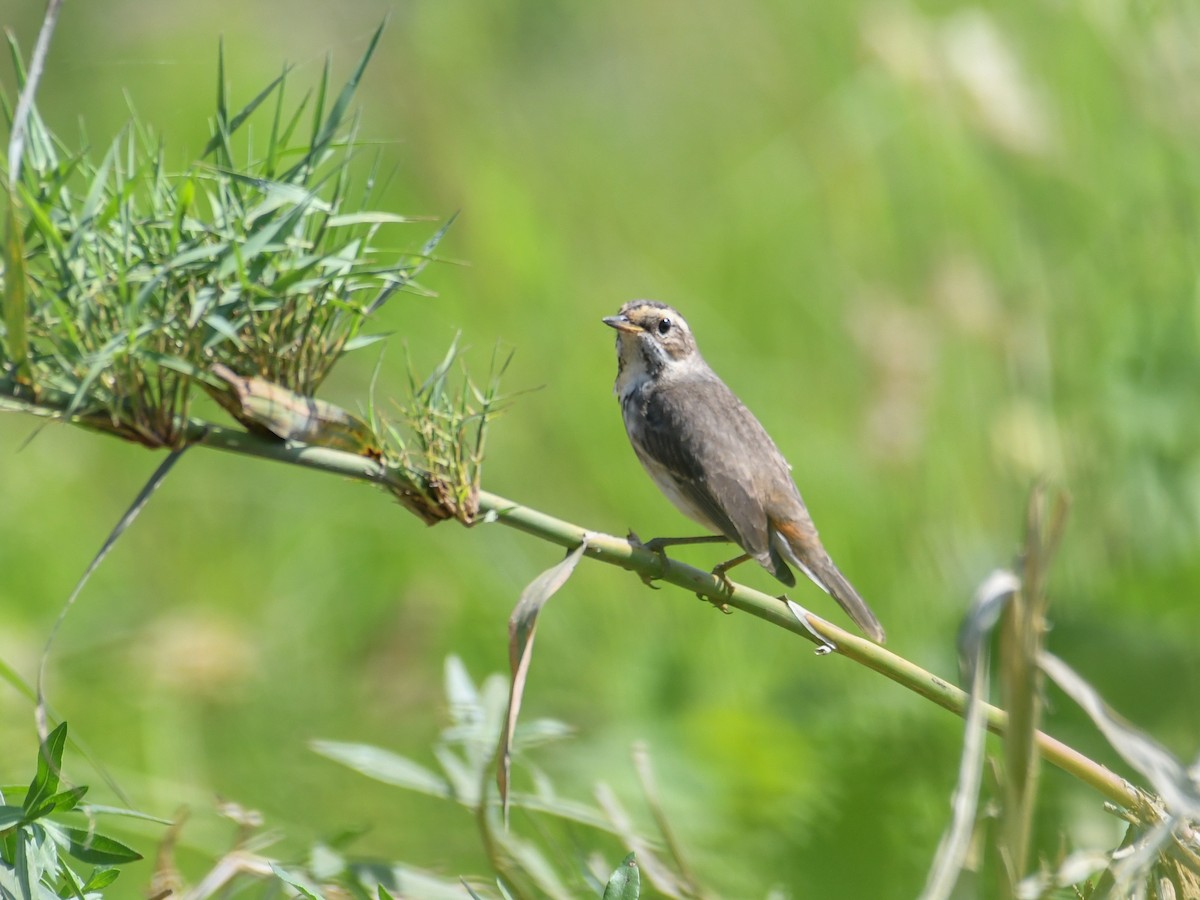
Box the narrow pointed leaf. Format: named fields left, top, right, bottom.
left=24, top=784, right=87, bottom=821
left=303, top=22, right=384, bottom=167
left=1000, top=486, right=1067, bottom=889
left=15, top=827, right=36, bottom=900
left=81, top=869, right=120, bottom=893
left=310, top=740, right=452, bottom=799
left=366, top=211, right=457, bottom=314
left=59, top=827, right=142, bottom=865
left=0, top=805, right=23, bottom=828
left=270, top=863, right=322, bottom=900
left=37, top=452, right=186, bottom=744
left=921, top=570, right=1020, bottom=900
left=65, top=137, right=118, bottom=257
left=498, top=540, right=588, bottom=826
left=24, top=722, right=67, bottom=817
left=602, top=854, right=640, bottom=900
left=1040, top=652, right=1200, bottom=818
left=201, top=67, right=291, bottom=160
left=4, top=202, right=31, bottom=384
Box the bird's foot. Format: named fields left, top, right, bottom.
left=710, top=562, right=737, bottom=594
left=694, top=564, right=734, bottom=614
left=696, top=591, right=732, bottom=614
left=627, top=530, right=667, bottom=588
left=692, top=553, right=748, bottom=613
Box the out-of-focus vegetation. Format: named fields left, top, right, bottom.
left=2, top=2, right=1200, bottom=897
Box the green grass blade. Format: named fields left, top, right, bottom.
left=284, top=21, right=384, bottom=182
left=201, top=64, right=290, bottom=160
left=23, top=722, right=67, bottom=819
left=4, top=200, right=32, bottom=383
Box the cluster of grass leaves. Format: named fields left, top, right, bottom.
left=0, top=24, right=511, bottom=522
left=1, top=26, right=448, bottom=449
left=371, top=337, right=512, bottom=524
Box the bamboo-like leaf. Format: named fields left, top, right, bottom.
left=1040, top=652, right=1200, bottom=818
left=631, top=745, right=700, bottom=894
left=15, top=181, right=65, bottom=252
left=58, top=861, right=86, bottom=900
left=4, top=201, right=31, bottom=384
left=1000, top=485, right=1068, bottom=890
left=366, top=212, right=458, bottom=314
left=497, top=540, right=588, bottom=827
left=500, top=791, right=617, bottom=834
left=269, top=863, right=322, bottom=900
left=921, top=569, right=1020, bottom=900
left=214, top=193, right=312, bottom=279
left=24, top=785, right=86, bottom=821
left=51, top=824, right=142, bottom=865
left=594, top=783, right=686, bottom=898
left=24, top=722, right=67, bottom=818
left=6, top=0, right=64, bottom=184
left=326, top=212, right=419, bottom=227
left=201, top=66, right=291, bottom=160
left=310, top=740, right=453, bottom=799
left=286, top=21, right=385, bottom=182
left=208, top=39, right=233, bottom=167
left=37, top=451, right=187, bottom=744
left=64, top=136, right=118, bottom=258
left=15, top=826, right=36, bottom=900
left=443, top=655, right=480, bottom=722
left=602, top=854, right=640, bottom=900
left=81, top=868, right=121, bottom=893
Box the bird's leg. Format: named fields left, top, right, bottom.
left=627, top=532, right=731, bottom=590
left=711, top=553, right=751, bottom=593
left=696, top=552, right=750, bottom=614
left=625, top=530, right=671, bottom=587
left=641, top=534, right=731, bottom=554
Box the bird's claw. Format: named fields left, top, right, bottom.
left=695, top=590, right=732, bottom=614
left=627, top=530, right=668, bottom=587
left=710, top=563, right=736, bottom=594
left=691, top=560, right=737, bottom=613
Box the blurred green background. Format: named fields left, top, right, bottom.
left=3, top=1, right=1200, bottom=896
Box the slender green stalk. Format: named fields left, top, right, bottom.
left=0, top=399, right=1138, bottom=810
left=180, top=422, right=1142, bottom=811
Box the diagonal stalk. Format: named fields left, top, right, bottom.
left=170, top=422, right=1139, bottom=811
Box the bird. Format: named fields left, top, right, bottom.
left=603, top=300, right=886, bottom=643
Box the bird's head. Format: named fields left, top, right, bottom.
left=602, top=300, right=700, bottom=383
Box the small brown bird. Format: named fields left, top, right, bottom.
left=604, top=300, right=885, bottom=643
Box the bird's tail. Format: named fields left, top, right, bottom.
left=772, top=519, right=886, bottom=644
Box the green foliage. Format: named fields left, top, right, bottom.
left=0, top=24, right=450, bottom=448
left=373, top=335, right=514, bottom=524
left=602, top=854, right=639, bottom=900
left=0, top=722, right=141, bottom=899
left=314, top=656, right=704, bottom=899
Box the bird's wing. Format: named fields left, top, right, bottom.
left=635, top=376, right=794, bottom=581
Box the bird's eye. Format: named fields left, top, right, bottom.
left=657, top=317, right=672, bottom=336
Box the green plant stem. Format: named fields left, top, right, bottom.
left=472, top=489, right=1137, bottom=811
left=3, top=410, right=1142, bottom=811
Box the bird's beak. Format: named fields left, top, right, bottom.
left=603, top=315, right=639, bottom=334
